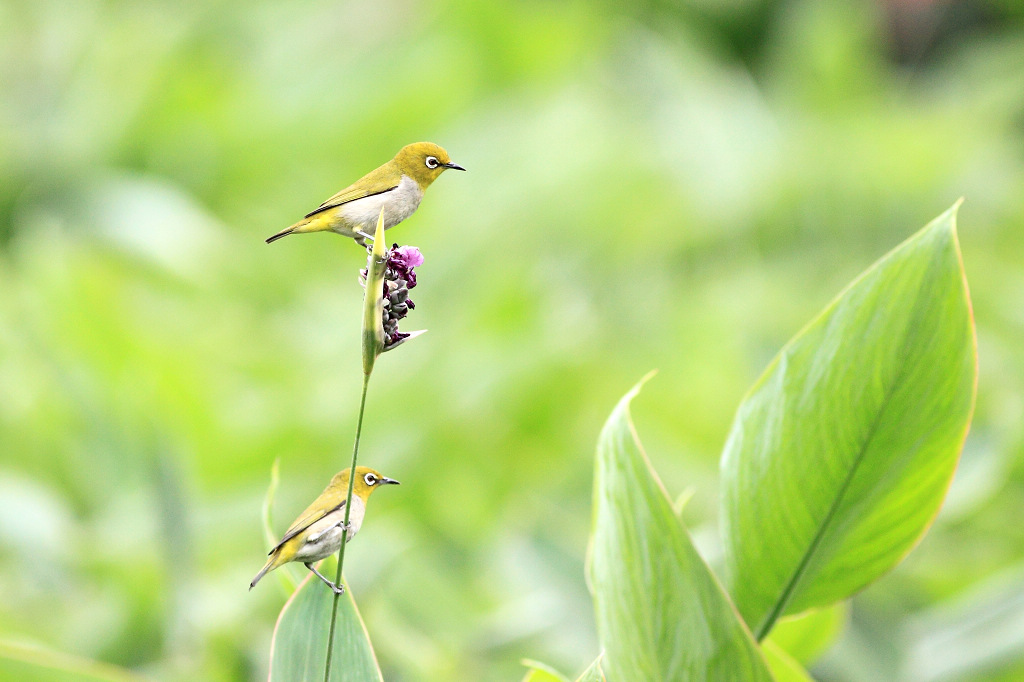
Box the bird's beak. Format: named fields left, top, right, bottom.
left=381, top=477, right=400, bottom=486
left=443, top=162, right=466, bottom=171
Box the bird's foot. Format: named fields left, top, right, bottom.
left=305, top=563, right=346, bottom=595
left=355, top=231, right=375, bottom=251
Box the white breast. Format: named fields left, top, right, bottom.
left=293, top=496, right=367, bottom=563
left=340, top=175, right=424, bottom=230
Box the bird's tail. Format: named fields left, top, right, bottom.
left=249, top=554, right=278, bottom=591
left=266, top=215, right=325, bottom=244
left=265, top=226, right=295, bottom=244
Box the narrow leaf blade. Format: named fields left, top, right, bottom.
left=589, top=379, right=773, bottom=681
left=721, top=203, right=977, bottom=637
left=261, top=458, right=300, bottom=592
left=0, top=640, right=146, bottom=682
left=575, top=656, right=606, bottom=682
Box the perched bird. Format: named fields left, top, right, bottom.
left=266, top=142, right=465, bottom=246
left=249, top=466, right=400, bottom=593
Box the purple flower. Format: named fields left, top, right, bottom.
left=358, top=244, right=424, bottom=351
left=391, top=245, right=424, bottom=270
left=387, top=244, right=423, bottom=290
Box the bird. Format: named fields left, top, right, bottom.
left=249, top=466, right=400, bottom=594
left=266, top=142, right=465, bottom=247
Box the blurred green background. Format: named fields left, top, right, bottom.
left=2, top=0, right=1023, bottom=680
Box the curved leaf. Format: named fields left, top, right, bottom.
left=721, top=203, right=977, bottom=638
left=588, top=379, right=773, bottom=681
left=268, top=561, right=383, bottom=682
left=520, top=659, right=570, bottom=682
left=262, top=458, right=301, bottom=592
left=0, top=640, right=145, bottom=682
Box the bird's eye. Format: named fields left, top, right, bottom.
left=364, top=473, right=377, bottom=486
left=425, top=156, right=439, bottom=169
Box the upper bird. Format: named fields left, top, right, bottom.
left=266, top=142, right=465, bottom=247
left=249, top=466, right=399, bottom=594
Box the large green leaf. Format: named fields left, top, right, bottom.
left=721, top=203, right=977, bottom=639
left=268, top=560, right=383, bottom=682
left=588, top=379, right=773, bottom=681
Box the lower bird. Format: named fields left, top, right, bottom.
left=250, top=466, right=399, bottom=593
left=266, top=142, right=465, bottom=247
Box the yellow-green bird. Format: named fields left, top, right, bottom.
left=266, top=142, right=465, bottom=246
left=250, top=466, right=399, bottom=594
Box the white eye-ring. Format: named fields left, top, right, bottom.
left=425, top=156, right=440, bottom=169
left=364, top=473, right=377, bottom=486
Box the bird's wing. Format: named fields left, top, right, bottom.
left=303, top=164, right=401, bottom=219
left=268, top=498, right=347, bottom=555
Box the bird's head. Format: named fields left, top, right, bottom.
left=394, top=142, right=465, bottom=188
left=331, top=466, right=401, bottom=501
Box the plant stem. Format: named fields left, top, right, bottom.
left=323, top=371, right=372, bottom=682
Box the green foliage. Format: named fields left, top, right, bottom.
left=574, top=657, right=606, bottom=682
left=268, top=562, right=382, bottom=682
left=588, top=378, right=772, bottom=681
left=520, top=659, right=570, bottom=682
left=0, top=640, right=145, bottom=682
left=577, top=206, right=975, bottom=679
left=763, top=641, right=815, bottom=682
left=262, top=459, right=301, bottom=592
left=721, top=205, right=977, bottom=638
left=766, top=605, right=847, bottom=667
left=1, top=2, right=1022, bottom=681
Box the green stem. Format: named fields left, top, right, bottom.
left=323, top=371, right=372, bottom=682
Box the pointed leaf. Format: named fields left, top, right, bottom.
left=261, top=458, right=300, bottom=592
left=269, top=561, right=383, bottom=682
left=721, top=203, right=977, bottom=638
left=588, top=379, right=773, bottom=681
left=0, top=640, right=146, bottom=682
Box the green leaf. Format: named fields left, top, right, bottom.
left=763, top=641, right=815, bottom=682
left=261, top=458, right=301, bottom=593
left=0, top=640, right=146, bottom=682
left=588, top=377, right=773, bottom=681
left=520, top=659, right=570, bottom=682
left=269, top=560, right=383, bottom=682
left=767, top=605, right=847, bottom=666
left=721, top=203, right=977, bottom=639
left=575, top=656, right=606, bottom=682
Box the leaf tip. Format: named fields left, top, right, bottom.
left=371, top=207, right=387, bottom=258
left=620, top=369, right=658, bottom=406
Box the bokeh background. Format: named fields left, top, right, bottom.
left=2, top=0, right=1023, bottom=680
